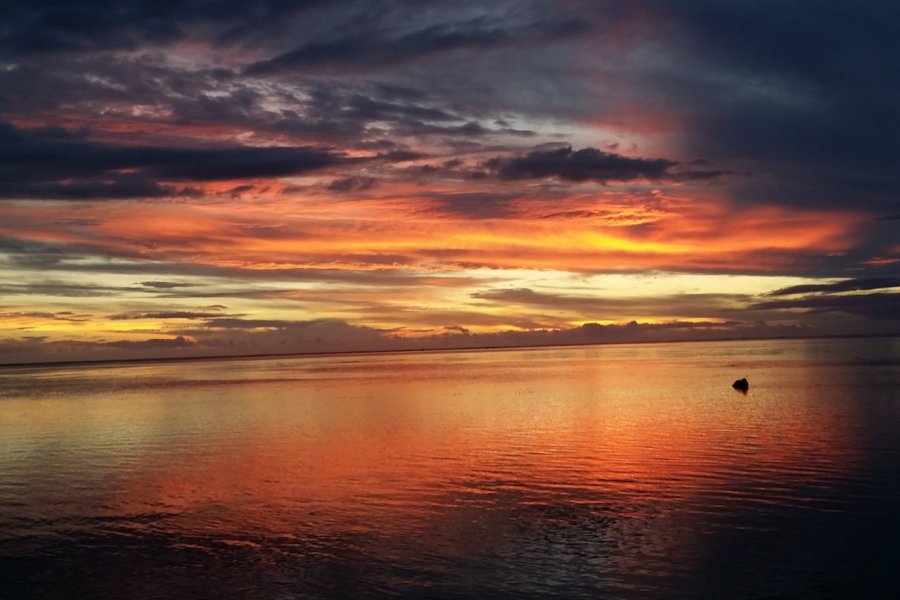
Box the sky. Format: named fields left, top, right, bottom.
left=1, top=0, right=899, bottom=364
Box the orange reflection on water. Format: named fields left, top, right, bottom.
left=94, top=345, right=862, bottom=547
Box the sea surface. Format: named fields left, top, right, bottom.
left=2, top=337, right=900, bottom=599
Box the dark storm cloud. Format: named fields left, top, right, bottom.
left=0, top=122, right=342, bottom=199
left=0, top=2, right=582, bottom=159
left=330, top=92, right=458, bottom=123
left=0, top=54, right=522, bottom=154
left=766, top=277, right=900, bottom=297
left=148, top=146, right=341, bottom=181
left=750, top=292, right=900, bottom=321
left=2, top=176, right=188, bottom=201
left=2, top=0, right=589, bottom=65
left=486, top=147, right=675, bottom=183
left=278, top=84, right=534, bottom=144
left=0, top=0, right=330, bottom=57
left=245, top=14, right=590, bottom=75
left=632, top=0, right=900, bottom=213
left=0, top=2, right=589, bottom=135
left=4, top=0, right=897, bottom=219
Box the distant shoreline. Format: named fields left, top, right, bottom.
left=1, top=332, right=898, bottom=370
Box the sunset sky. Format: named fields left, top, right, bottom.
left=1, top=0, right=899, bottom=364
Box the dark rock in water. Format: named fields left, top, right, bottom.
left=732, top=377, right=749, bottom=392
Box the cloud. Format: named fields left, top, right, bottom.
left=0, top=311, right=87, bottom=322
left=0, top=282, right=139, bottom=297
left=327, top=176, right=377, bottom=193
left=629, top=1, right=900, bottom=213
left=766, top=277, right=900, bottom=297
left=103, top=335, right=194, bottom=350
left=110, top=311, right=230, bottom=321
left=201, top=318, right=301, bottom=330
left=0, top=236, right=68, bottom=268
left=1, top=175, right=190, bottom=200
left=485, top=147, right=675, bottom=183
left=0, top=1, right=330, bottom=57
left=245, top=14, right=590, bottom=75
left=0, top=317, right=825, bottom=366
left=418, top=191, right=524, bottom=218
left=139, top=281, right=196, bottom=289
left=152, top=147, right=342, bottom=181
left=750, top=292, right=900, bottom=320
left=0, top=122, right=344, bottom=199
left=472, top=287, right=747, bottom=320
left=443, top=325, right=471, bottom=334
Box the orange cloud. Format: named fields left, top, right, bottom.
left=3, top=184, right=865, bottom=276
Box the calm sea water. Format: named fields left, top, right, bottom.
left=2, top=337, right=900, bottom=599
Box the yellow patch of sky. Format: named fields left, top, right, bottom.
left=458, top=269, right=831, bottom=299
left=574, top=231, right=686, bottom=254
left=2, top=247, right=843, bottom=340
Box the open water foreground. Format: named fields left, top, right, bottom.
left=1, top=337, right=900, bottom=599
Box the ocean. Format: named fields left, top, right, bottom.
left=2, top=337, right=899, bottom=599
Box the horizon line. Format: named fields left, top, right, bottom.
left=2, top=331, right=897, bottom=370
